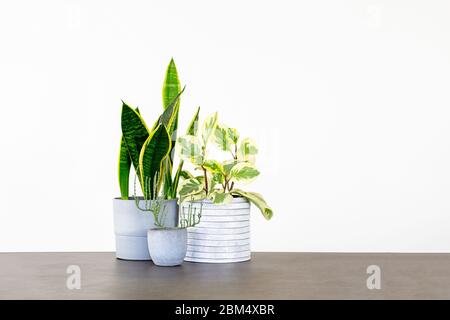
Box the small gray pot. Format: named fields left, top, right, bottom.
left=113, top=198, right=178, bottom=260
left=147, top=228, right=187, bottom=266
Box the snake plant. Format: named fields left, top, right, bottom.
left=118, top=59, right=198, bottom=200
left=177, top=113, right=273, bottom=220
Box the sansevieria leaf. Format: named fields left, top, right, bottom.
left=186, top=106, right=200, bottom=136
left=139, top=124, right=171, bottom=199
left=159, top=86, right=186, bottom=137
left=118, top=136, right=131, bottom=199
left=162, top=58, right=181, bottom=110
left=121, top=102, right=149, bottom=178
left=158, top=86, right=185, bottom=198
left=162, top=59, right=182, bottom=147
left=231, top=189, right=273, bottom=220
left=118, top=107, right=141, bottom=199
left=180, top=170, right=194, bottom=180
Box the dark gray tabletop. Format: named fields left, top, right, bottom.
left=0, top=252, right=449, bottom=299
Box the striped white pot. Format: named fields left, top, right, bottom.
left=181, top=197, right=251, bottom=263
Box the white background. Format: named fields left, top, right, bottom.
left=1, top=0, right=450, bottom=252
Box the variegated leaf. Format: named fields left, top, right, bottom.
left=178, top=135, right=203, bottom=165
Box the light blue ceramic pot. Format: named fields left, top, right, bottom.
left=113, top=198, right=178, bottom=260
left=147, top=228, right=187, bottom=266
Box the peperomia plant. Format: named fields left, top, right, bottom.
left=118, top=59, right=198, bottom=200
left=176, top=113, right=273, bottom=220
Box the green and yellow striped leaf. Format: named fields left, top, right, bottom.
left=186, top=106, right=200, bottom=136
left=139, top=124, right=172, bottom=199
left=163, top=58, right=181, bottom=110
left=118, top=107, right=141, bottom=199
left=118, top=136, right=132, bottom=199
left=162, top=59, right=182, bottom=142
left=158, top=86, right=185, bottom=136
left=121, top=102, right=149, bottom=178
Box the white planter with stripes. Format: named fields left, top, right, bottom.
left=181, top=197, right=251, bottom=263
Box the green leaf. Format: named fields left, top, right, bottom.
left=178, top=177, right=204, bottom=199
left=209, top=190, right=233, bottom=204
left=158, top=86, right=186, bottom=191
left=238, top=138, right=258, bottom=161
left=203, top=160, right=224, bottom=174
left=161, top=60, right=183, bottom=159
left=163, top=157, right=175, bottom=199
left=139, top=124, right=172, bottom=199
left=228, top=127, right=240, bottom=144
left=158, top=86, right=186, bottom=136
left=180, top=170, right=194, bottom=180
left=184, top=191, right=207, bottom=202
left=178, top=135, right=203, bottom=165
left=121, top=101, right=150, bottom=178
left=212, top=172, right=225, bottom=185
left=202, top=112, right=218, bottom=146
left=162, top=58, right=181, bottom=110
left=171, top=107, right=201, bottom=197
left=230, top=162, right=260, bottom=183
left=186, top=106, right=200, bottom=136
left=231, top=189, right=273, bottom=220
left=223, top=159, right=240, bottom=176
left=118, top=136, right=132, bottom=199
left=214, top=123, right=233, bottom=151
left=118, top=107, right=141, bottom=199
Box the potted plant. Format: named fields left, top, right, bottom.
left=136, top=196, right=202, bottom=266
left=113, top=59, right=197, bottom=260
left=176, top=112, right=273, bottom=263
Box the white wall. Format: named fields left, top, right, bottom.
left=1, top=0, right=450, bottom=252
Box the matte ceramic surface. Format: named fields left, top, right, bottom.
left=113, top=198, right=178, bottom=260
left=147, top=228, right=187, bottom=266
left=181, top=197, right=251, bottom=263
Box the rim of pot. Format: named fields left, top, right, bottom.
left=182, top=196, right=248, bottom=204
left=114, top=197, right=178, bottom=202
left=148, top=227, right=185, bottom=231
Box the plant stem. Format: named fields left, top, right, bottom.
left=223, top=177, right=228, bottom=192
left=202, top=165, right=209, bottom=194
